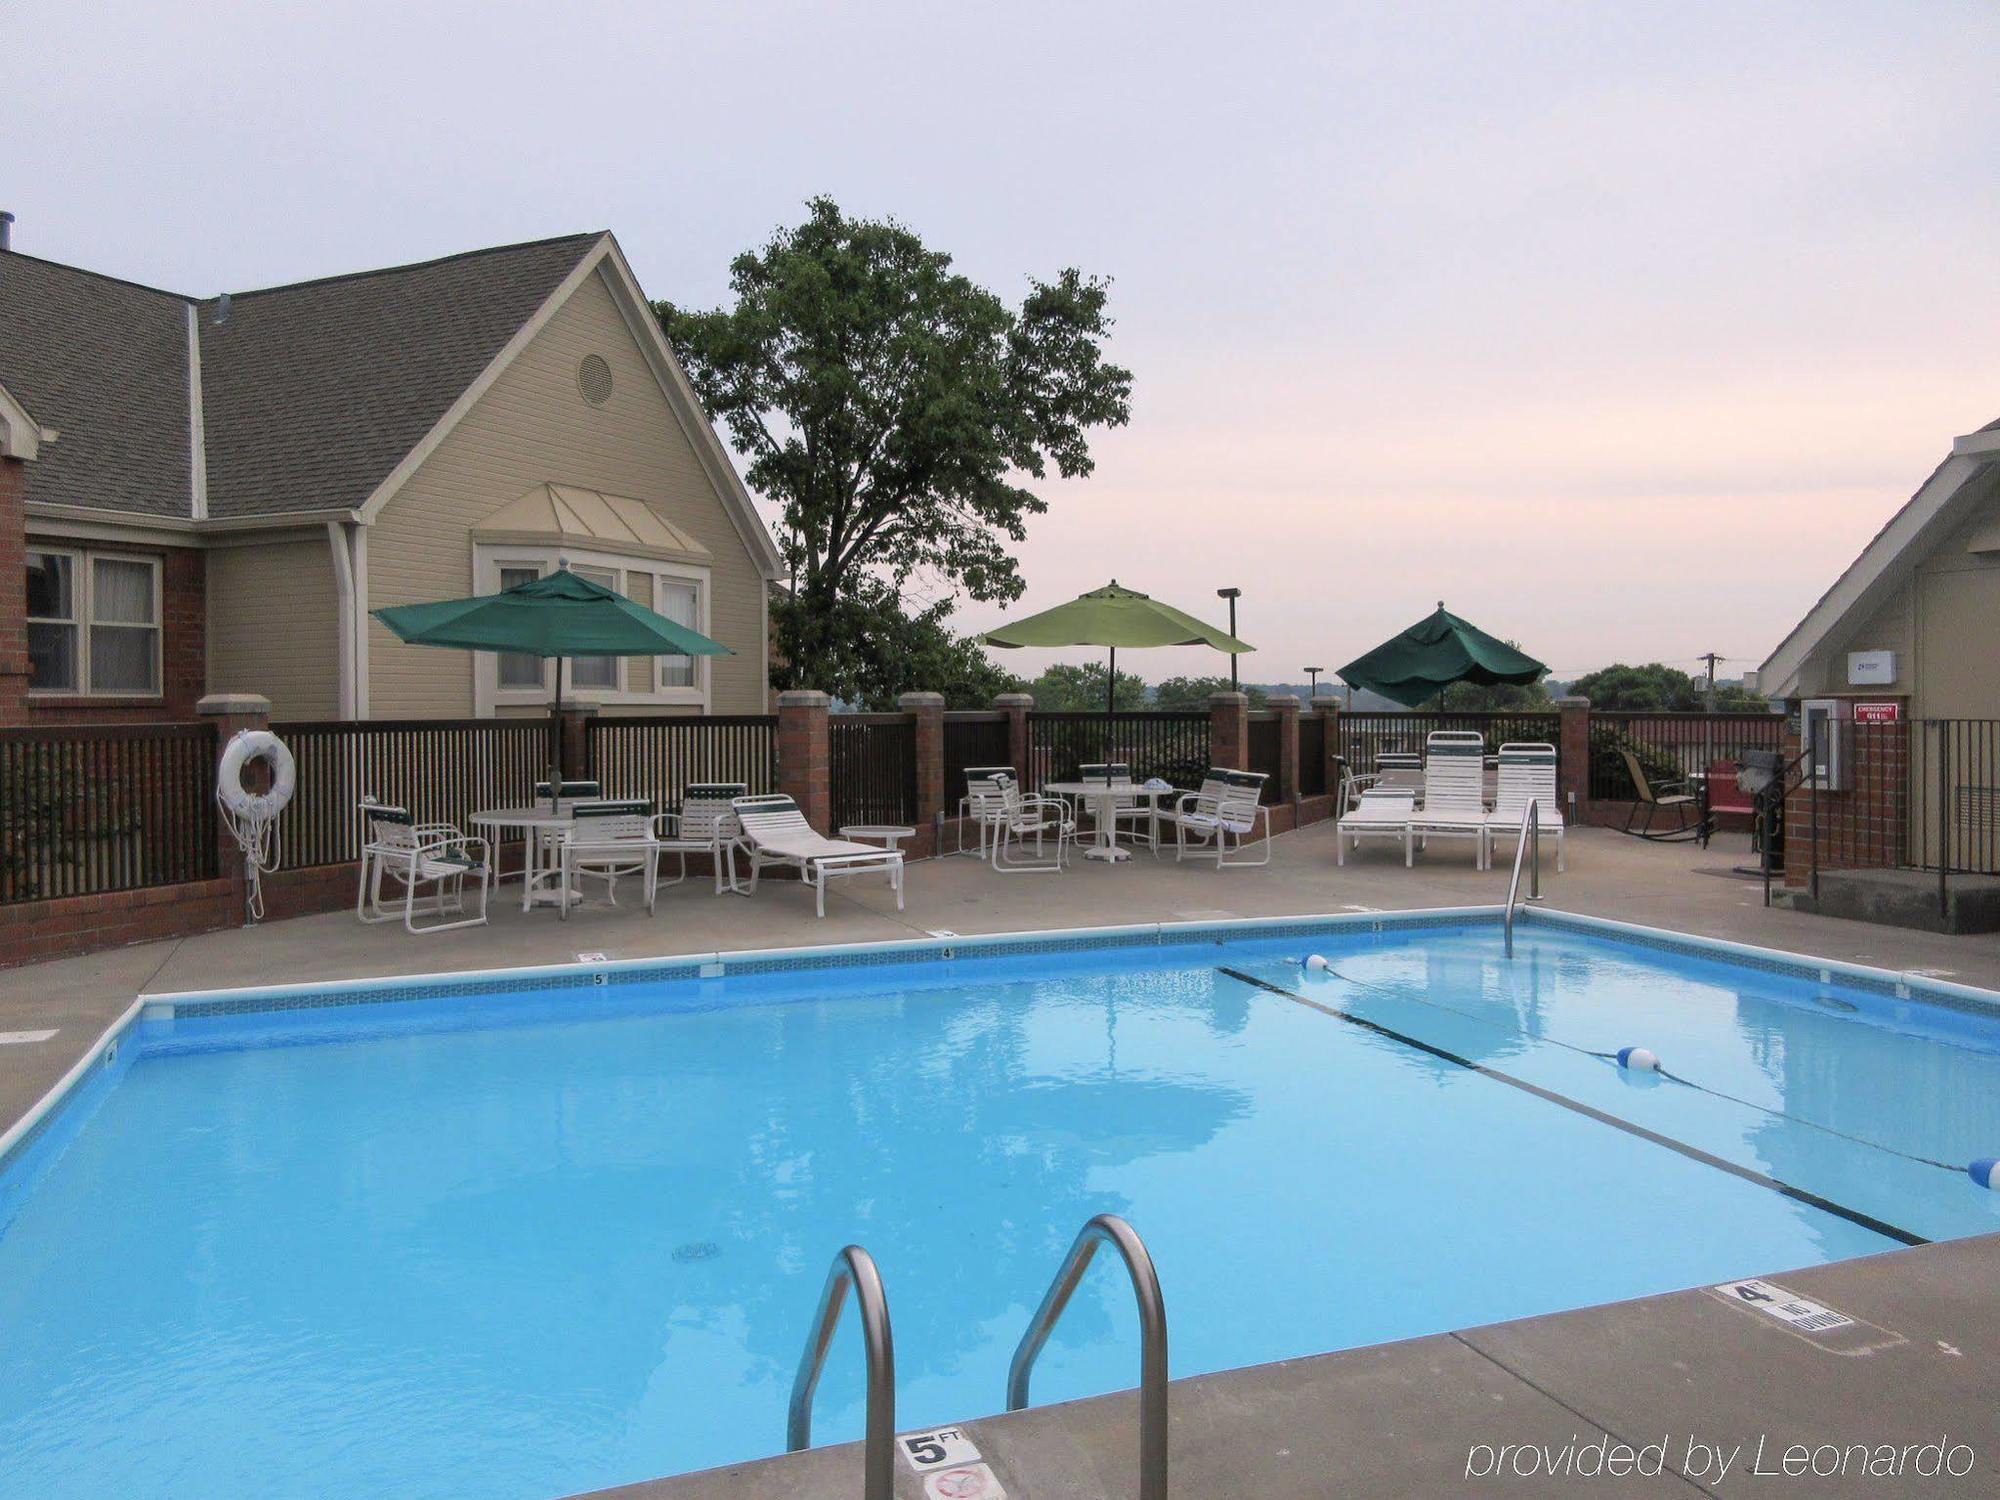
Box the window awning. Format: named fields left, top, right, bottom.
left=472, top=483, right=711, bottom=564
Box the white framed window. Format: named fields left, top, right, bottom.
left=26, top=547, right=161, bottom=697
left=472, top=544, right=711, bottom=713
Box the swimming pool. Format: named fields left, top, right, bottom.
left=1, top=910, right=1996, bottom=1499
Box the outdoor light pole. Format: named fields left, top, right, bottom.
left=1304, top=666, right=1322, bottom=700
left=1217, top=587, right=1241, bottom=689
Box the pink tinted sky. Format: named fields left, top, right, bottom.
left=13, top=1, right=1999, bottom=685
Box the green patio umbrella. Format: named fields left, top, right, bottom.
left=979, top=580, right=1254, bottom=715
left=1337, top=602, right=1546, bottom=709
left=372, top=567, right=731, bottom=797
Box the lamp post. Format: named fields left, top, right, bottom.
left=1217, top=587, right=1241, bottom=690
left=1304, top=666, right=1323, bottom=700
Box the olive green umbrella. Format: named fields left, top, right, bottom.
left=980, top=580, right=1254, bottom=715
left=1337, top=602, right=1546, bottom=709
left=373, top=567, right=731, bottom=796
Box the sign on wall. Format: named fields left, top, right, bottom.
left=1853, top=701, right=1901, bottom=723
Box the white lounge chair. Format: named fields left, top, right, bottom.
left=355, top=800, right=491, bottom=933
left=1335, top=784, right=1417, bottom=865
left=1408, top=732, right=1490, bottom=868
left=559, top=799, right=664, bottom=918
left=1162, top=768, right=1271, bottom=868
left=656, top=782, right=749, bottom=894
left=732, top=794, right=905, bottom=917
left=1487, top=742, right=1566, bottom=872
left=991, top=778, right=1078, bottom=873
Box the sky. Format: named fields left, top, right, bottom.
left=11, top=1, right=1999, bottom=686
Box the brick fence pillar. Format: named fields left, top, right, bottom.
left=995, top=692, right=1033, bottom=781
left=1556, top=695, right=1590, bottom=826
left=1210, top=691, right=1249, bottom=770
left=1266, top=694, right=1301, bottom=803
left=556, top=698, right=598, bottom=786
left=899, top=691, right=945, bottom=854
left=1319, top=698, right=1343, bottom=799
left=199, top=692, right=272, bottom=924
left=0, top=456, right=29, bottom=723
left=777, top=688, right=832, bottom=832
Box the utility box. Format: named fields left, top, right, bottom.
left=1800, top=698, right=1852, bottom=791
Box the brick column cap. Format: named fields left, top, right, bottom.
left=1265, top=694, right=1301, bottom=711
left=897, top=691, right=946, bottom=709
left=777, top=689, right=831, bottom=708
left=555, top=698, right=601, bottom=715
left=197, top=693, right=271, bottom=716
left=1555, top=695, right=1590, bottom=709
left=992, top=692, right=1034, bottom=708
left=1208, top=691, right=1249, bottom=707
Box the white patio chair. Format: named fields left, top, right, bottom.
left=955, top=766, right=1017, bottom=859
left=1408, top=732, right=1490, bottom=868
left=1486, top=742, right=1566, bottom=872
left=558, top=799, right=663, bottom=919
left=1335, top=783, right=1418, bottom=865
left=530, top=778, right=603, bottom=880
left=1162, top=768, right=1271, bottom=868
left=1373, top=752, right=1424, bottom=799
left=656, top=782, right=749, bottom=894
left=732, top=794, right=905, bottom=917
left=355, top=799, right=491, bottom=933
left=990, top=778, right=1078, bottom=873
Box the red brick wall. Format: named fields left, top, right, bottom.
left=16, top=541, right=206, bottom=725
left=0, top=878, right=240, bottom=968
left=1783, top=713, right=1910, bottom=888
left=0, top=458, right=28, bottom=721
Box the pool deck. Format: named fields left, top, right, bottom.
left=5, top=823, right=1999, bottom=1496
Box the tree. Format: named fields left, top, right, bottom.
left=656, top=197, right=1132, bottom=699
left=773, top=582, right=1022, bottom=710
left=1027, top=662, right=1147, bottom=712
left=1437, top=677, right=1552, bottom=711
left=1153, top=675, right=1266, bottom=709
left=1570, top=662, right=1769, bottom=712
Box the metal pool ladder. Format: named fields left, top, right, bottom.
left=787, top=1243, right=895, bottom=1500
left=1008, top=1213, right=1169, bottom=1500
left=1503, top=800, right=1541, bottom=959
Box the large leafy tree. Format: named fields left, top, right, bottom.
left=781, top=582, right=1022, bottom=710
left=1569, top=662, right=1769, bottom=712
left=1027, top=662, right=1148, bottom=712
left=1152, top=675, right=1266, bottom=709
left=657, top=198, right=1133, bottom=698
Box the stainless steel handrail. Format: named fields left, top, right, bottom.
left=1503, top=801, right=1540, bottom=959
left=787, top=1244, right=895, bottom=1500
left=1007, top=1214, right=1168, bottom=1500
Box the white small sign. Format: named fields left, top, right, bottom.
left=1712, top=1278, right=1855, bottom=1333
left=900, top=1427, right=982, bottom=1472
left=575, top=951, right=607, bottom=963
left=924, top=1464, right=1006, bottom=1500
left=1847, top=650, right=1897, bottom=686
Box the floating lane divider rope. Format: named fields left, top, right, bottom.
left=1222, top=966, right=1930, bottom=1247
left=1295, top=954, right=1987, bottom=1184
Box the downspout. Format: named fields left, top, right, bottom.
left=327, top=520, right=357, bottom=719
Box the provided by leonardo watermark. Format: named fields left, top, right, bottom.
left=1464, top=1433, right=1978, bottom=1484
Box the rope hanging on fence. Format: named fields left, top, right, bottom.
left=216, top=730, right=294, bottom=922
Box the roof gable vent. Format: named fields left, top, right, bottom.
left=578, top=354, right=613, bottom=405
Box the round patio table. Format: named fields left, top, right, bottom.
left=1042, top=781, right=1172, bottom=863
left=839, top=824, right=916, bottom=850
left=471, top=805, right=578, bottom=911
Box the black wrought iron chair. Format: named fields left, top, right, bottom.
left=1618, top=749, right=1701, bottom=841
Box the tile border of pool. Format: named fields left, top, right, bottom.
left=6, top=904, right=2000, bottom=1183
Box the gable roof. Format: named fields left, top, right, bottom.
left=1758, top=417, right=2000, bottom=697
left=196, top=233, right=602, bottom=519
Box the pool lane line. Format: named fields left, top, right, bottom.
left=1216, top=967, right=1929, bottom=1249
left=1308, top=959, right=1967, bottom=1177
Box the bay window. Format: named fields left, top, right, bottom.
left=26, top=548, right=161, bottom=696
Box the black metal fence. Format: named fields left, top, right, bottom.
left=591, top=714, right=778, bottom=812
left=1298, top=712, right=1327, bottom=797
left=1247, top=712, right=1282, bottom=803
left=1908, top=718, right=2000, bottom=876
left=1589, top=712, right=1786, bottom=800
left=1335, top=712, right=1562, bottom=777
left=830, top=714, right=917, bottom=828
left=1, top=721, right=220, bottom=903
left=274, top=717, right=556, bottom=870
left=1025, top=712, right=1209, bottom=791
left=942, top=712, right=1011, bottom=809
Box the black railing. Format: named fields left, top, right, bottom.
left=273, top=717, right=556, bottom=870
left=1025, top=712, right=1209, bottom=792
left=943, top=712, right=1011, bottom=809
left=1589, top=712, right=1785, bottom=800
left=1298, top=713, right=1327, bottom=797
left=1247, top=712, right=1282, bottom=803
left=591, top=714, right=778, bottom=813
left=1909, top=719, right=2000, bottom=878
left=830, top=714, right=917, bottom=828
left=1, top=721, right=219, bottom=903
left=1336, top=712, right=1562, bottom=777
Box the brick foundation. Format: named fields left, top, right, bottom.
left=0, top=878, right=240, bottom=968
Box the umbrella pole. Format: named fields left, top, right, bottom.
left=1107, top=646, right=1116, bottom=760
left=550, top=655, right=566, bottom=810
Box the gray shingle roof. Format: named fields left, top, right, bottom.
left=0, top=232, right=603, bottom=523
left=0, top=253, right=193, bottom=517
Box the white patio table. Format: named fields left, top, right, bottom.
left=471, top=805, right=579, bottom=911
left=1041, top=780, right=1171, bottom=863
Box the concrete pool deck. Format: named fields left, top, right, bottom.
left=4, top=823, right=1998, bottom=1496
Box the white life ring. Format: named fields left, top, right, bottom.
left=218, top=729, right=296, bottom=822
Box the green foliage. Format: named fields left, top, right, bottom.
left=774, top=583, right=1021, bottom=710
left=1435, top=677, right=1553, bottom=711
left=656, top=197, right=1132, bottom=695
left=1152, top=675, right=1266, bottom=709
left=1027, top=661, right=1148, bottom=712
left=1570, top=662, right=1769, bottom=712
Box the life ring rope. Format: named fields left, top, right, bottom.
left=216, top=730, right=295, bottom=920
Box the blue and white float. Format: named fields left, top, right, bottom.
left=1615, top=1045, right=1661, bottom=1073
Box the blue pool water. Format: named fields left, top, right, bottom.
left=2, top=918, right=1998, bottom=1499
